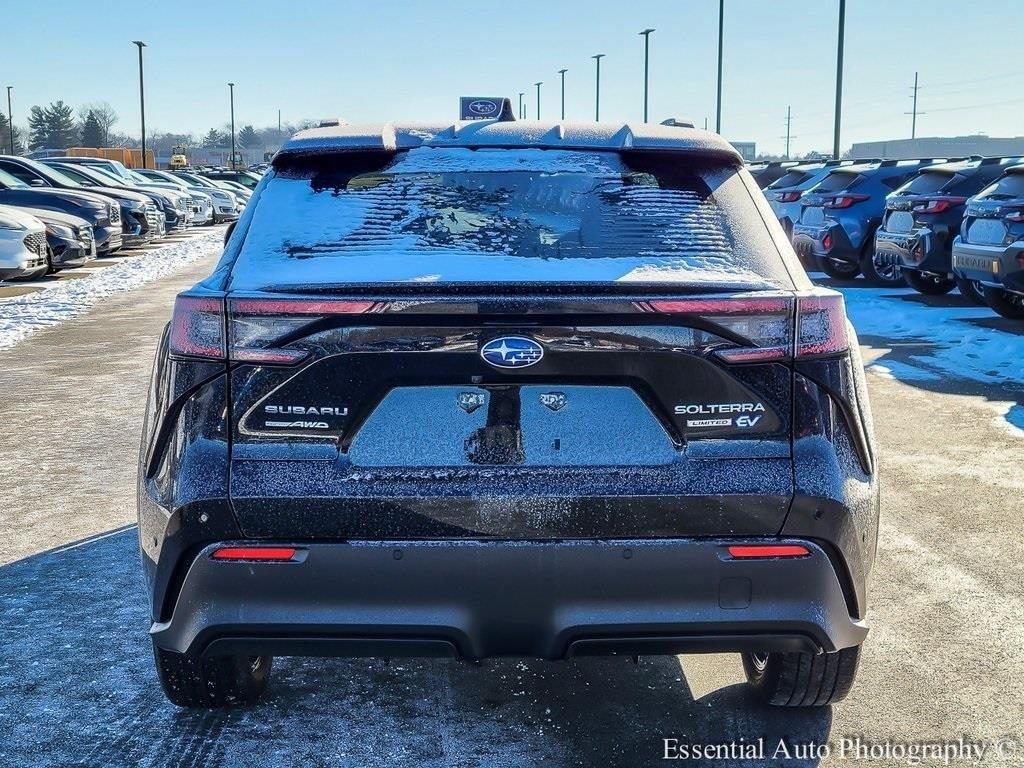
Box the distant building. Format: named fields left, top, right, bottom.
left=849, top=135, right=1024, bottom=160
left=729, top=141, right=757, bottom=161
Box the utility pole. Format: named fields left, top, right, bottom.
left=132, top=41, right=147, bottom=168
left=906, top=71, right=923, bottom=140
left=639, top=29, right=655, bottom=122
left=228, top=82, right=236, bottom=169
left=277, top=109, right=281, bottom=134
left=783, top=106, right=793, bottom=159
left=833, top=0, right=846, bottom=159
left=558, top=69, right=567, bottom=120
left=592, top=54, right=605, bottom=121
left=518, top=92, right=524, bottom=120
left=535, top=82, right=542, bottom=121
left=5, top=86, right=13, bottom=155
left=715, top=0, right=724, bottom=133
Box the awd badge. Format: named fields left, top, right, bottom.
left=540, top=392, right=567, bottom=412
left=458, top=392, right=486, bottom=414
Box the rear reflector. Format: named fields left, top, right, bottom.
left=212, top=547, right=298, bottom=562
left=727, top=544, right=810, bottom=559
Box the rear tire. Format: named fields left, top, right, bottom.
left=860, top=247, right=904, bottom=287
left=742, top=645, right=861, bottom=707
left=153, top=642, right=272, bottom=708
left=954, top=275, right=987, bottom=305
left=982, top=286, right=1024, bottom=319
left=818, top=257, right=861, bottom=280
left=903, top=269, right=955, bottom=295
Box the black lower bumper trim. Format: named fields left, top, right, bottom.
left=152, top=538, right=868, bottom=660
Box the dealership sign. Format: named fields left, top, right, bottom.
left=459, top=97, right=515, bottom=121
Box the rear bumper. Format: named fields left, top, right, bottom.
left=876, top=227, right=950, bottom=274
left=952, top=237, right=1024, bottom=290
left=151, top=538, right=868, bottom=660
left=792, top=222, right=857, bottom=263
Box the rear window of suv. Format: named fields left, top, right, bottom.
left=978, top=172, right=1024, bottom=200
left=814, top=171, right=859, bottom=193
left=901, top=171, right=954, bottom=194
left=226, top=147, right=794, bottom=291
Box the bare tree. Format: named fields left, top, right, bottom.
left=80, top=101, right=118, bottom=146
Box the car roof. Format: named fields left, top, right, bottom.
left=276, top=120, right=743, bottom=164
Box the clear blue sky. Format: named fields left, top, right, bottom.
left=5, top=0, right=1023, bottom=155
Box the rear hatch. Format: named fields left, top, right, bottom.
left=208, top=147, right=842, bottom=540
left=799, top=170, right=863, bottom=227
left=961, top=168, right=1024, bottom=247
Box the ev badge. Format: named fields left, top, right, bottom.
left=540, top=392, right=567, bottom=411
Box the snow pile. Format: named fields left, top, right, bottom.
left=839, top=285, right=1024, bottom=386
left=0, top=231, right=221, bottom=350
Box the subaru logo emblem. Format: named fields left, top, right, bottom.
left=468, top=99, right=499, bottom=116
left=480, top=336, right=544, bottom=369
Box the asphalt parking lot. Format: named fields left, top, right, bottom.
left=1, top=248, right=1022, bottom=767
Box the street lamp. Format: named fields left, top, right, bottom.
left=833, top=0, right=846, bottom=159
left=228, top=82, right=236, bottom=169
left=535, top=82, right=542, bottom=121
left=5, top=86, right=13, bottom=155
left=518, top=92, right=525, bottom=120
left=639, top=29, right=654, bottom=122
left=131, top=41, right=147, bottom=168
left=558, top=69, right=567, bottom=120
left=592, top=54, right=605, bottom=121
left=715, top=2, right=724, bottom=133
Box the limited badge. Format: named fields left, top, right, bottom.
left=458, top=392, right=486, bottom=413
left=540, top=392, right=567, bottom=412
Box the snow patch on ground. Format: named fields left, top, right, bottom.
left=841, top=286, right=1024, bottom=386
left=866, top=361, right=941, bottom=382
left=0, top=231, right=221, bottom=351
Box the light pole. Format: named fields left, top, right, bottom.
left=228, top=82, right=236, bottom=169
left=783, top=105, right=793, bottom=159
left=715, top=1, right=724, bottom=133
left=5, top=86, right=13, bottom=155
left=518, top=92, right=524, bottom=120
left=558, top=69, right=567, bottom=120
left=639, top=29, right=654, bottom=122
left=132, top=41, right=147, bottom=168
left=833, top=0, right=846, bottom=159
left=535, top=82, right=542, bottom=121
left=592, top=54, right=605, bottom=121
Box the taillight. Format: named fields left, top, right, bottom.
left=1005, top=205, right=1024, bottom=223
left=775, top=191, right=802, bottom=203
left=795, top=292, right=849, bottom=358
left=645, top=290, right=849, bottom=362
left=648, top=296, right=793, bottom=362
left=168, top=294, right=226, bottom=359
left=822, top=233, right=833, bottom=251
left=228, top=296, right=377, bottom=364
left=911, top=196, right=966, bottom=215
left=825, top=193, right=870, bottom=209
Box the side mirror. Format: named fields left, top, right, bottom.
left=224, top=220, right=236, bottom=245
left=29, top=178, right=46, bottom=187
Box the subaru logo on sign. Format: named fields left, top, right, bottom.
left=469, top=99, right=499, bottom=116
left=459, top=97, right=514, bottom=121
left=480, top=337, right=544, bottom=369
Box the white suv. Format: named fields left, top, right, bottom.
left=0, top=205, right=48, bottom=281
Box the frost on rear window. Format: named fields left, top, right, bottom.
left=229, top=147, right=788, bottom=290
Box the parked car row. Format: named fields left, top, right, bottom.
left=756, top=155, right=1024, bottom=320
left=0, top=156, right=256, bottom=282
